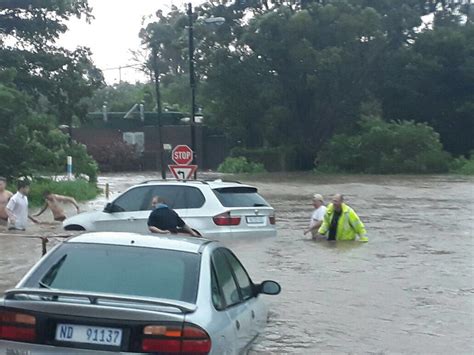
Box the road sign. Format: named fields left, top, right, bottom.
left=172, top=145, right=193, bottom=165
left=169, top=165, right=197, bottom=180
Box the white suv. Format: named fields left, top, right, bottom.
left=63, top=179, right=277, bottom=238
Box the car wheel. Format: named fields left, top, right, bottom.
left=64, top=224, right=86, bottom=231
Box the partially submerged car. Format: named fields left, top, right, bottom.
left=0, top=232, right=281, bottom=354
left=63, top=179, right=277, bottom=239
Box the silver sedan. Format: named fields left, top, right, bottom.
left=0, top=232, right=280, bottom=354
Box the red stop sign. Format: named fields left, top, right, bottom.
left=172, top=145, right=193, bottom=165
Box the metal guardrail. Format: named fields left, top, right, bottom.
left=5, top=288, right=197, bottom=313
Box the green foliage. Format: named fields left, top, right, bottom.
left=27, top=179, right=100, bottom=207
left=134, top=0, right=473, bottom=171
left=318, top=120, right=452, bottom=174
left=450, top=154, right=474, bottom=175
left=218, top=157, right=266, bottom=174
left=0, top=1, right=101, bottom=181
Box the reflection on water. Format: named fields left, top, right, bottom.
left=0, top=172, right=473, bottom=353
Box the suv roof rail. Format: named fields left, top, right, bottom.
left=139, top=179, right=209, bottom=185
left=206, top=179, right=242, bottom=184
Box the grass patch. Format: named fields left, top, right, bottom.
left=24, top=179, right=100, bottom=207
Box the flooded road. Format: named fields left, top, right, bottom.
left=1, top=173, right=473, bottom=353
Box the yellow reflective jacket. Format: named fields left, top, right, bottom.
left=318, top=203, right=366, bottom=241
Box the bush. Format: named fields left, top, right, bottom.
left=14, top=178, right=100, bottom=207
left=218, top=157, right=266, bottom=174
left=318, top=120, right=451, bottom=174
left=450, top=154, right=474, bottom=175
left=87, top=141, right=141, bottom=172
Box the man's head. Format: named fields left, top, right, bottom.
left=151, top=196, right=166, bottom=208
left=312, top=194, right=324, bottom=208
left=0, top=177, right=6, bottom=192
left=43, top=190, right=53, bottom=200
left=332, top=194, right=344, bottom=211
left=17, top=180, right=30, bottom=195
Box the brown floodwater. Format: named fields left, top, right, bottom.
left=1, top=172, right=473, bottom=354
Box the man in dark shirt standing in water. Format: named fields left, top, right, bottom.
left=147, top=196, right=199, bottom=237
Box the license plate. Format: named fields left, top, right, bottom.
left=246, top=216, right=265, bottom=224
left=55, top=323, right=122, bottom=347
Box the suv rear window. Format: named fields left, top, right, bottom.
left=213, top=187, right=269, bottom=207
left=33, top=244, right=200, bottom=303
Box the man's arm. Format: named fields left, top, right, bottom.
left=148, top=226, right=170, bottom=234
left=55, top=194, right=80, bottom=212
left=33, top=203, right=48, bottom=217
left=5, top=198, right=16, bottom=222
left=349, top=209, right=368, bottom=242
left=304, top=220, right=323, bottom=235
left=318, top=213, right=330, bottom=236
left=176, top=215, right=199, bottom=237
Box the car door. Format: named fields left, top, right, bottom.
left=220, top=249, right=263, bottom=346
left=95, top=186, right=154, bottom=233
left=212, top=249, right=252, bottom=353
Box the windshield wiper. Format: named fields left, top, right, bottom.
left=253, top=203, right=268, bottom=207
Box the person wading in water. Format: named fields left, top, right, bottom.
left=318, top=194, right=368, bottom=242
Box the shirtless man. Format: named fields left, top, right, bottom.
left=33, top=191, right=80, bottom=222
left=0, top=177, right=13, bottom=226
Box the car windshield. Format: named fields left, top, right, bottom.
left=35, top=243, right=200, bottom=304
left=213, top=187, right=269, bottom=207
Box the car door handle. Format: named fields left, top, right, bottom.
left=251, top=310, right=255, bottom=319
left=235, top=320, right=240, bottom=330
left=127, top=217, right=136, bottom=221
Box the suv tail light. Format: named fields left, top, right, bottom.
left=213, top=212, right=241, bottom=226
left=142, top=323, right=211, bottom=354
left=0, top=309, right=36, bottom=342
left=269, top=214, right=276, bottom=225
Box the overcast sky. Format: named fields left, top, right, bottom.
left=59, top=0, right=192, bottom=84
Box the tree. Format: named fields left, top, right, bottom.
left=0, top=0, right=102, bottom=179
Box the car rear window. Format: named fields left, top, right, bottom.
left=34, top=244, right=200, bottom=304
left=213, top=187, right=269, bottom=207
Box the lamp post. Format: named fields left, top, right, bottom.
left=187, top=3, right=225, bottom=179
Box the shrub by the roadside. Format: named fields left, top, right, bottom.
left=26, top=179, right=100, bottom=207
left=450, top=154, right=474, bottom=175
left=87, top=142, right=141, bottom=172
left=218, top=157, right=266, bottom=174
left=318, top=119, right=451, bottom=174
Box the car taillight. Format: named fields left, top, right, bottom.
left=269, top=215, right=276, bottom=225
left=213, top=212, right=241, bottom=226
left=0, top=309, right=36, bottom=342
left=142, top=323, right=211, bottom=354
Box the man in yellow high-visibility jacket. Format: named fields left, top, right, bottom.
left=318, top=194, right=368, bottom=242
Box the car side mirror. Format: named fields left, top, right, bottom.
left=104, top=203, right=113, bottom=213
left=258, top=280, right=281, bottom=296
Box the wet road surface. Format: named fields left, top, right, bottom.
left=1, top=173, right=473, bottom=354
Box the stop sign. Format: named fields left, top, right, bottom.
left=172, top=145, right=193, bottom=165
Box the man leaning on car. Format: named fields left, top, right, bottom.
left=148, top=196, right=199, bottom=237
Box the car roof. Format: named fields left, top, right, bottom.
left=67, top=232, right=212, bottom=254
left=135, top=179, right=256, bottom=190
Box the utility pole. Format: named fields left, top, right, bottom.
left=152, top=46, right=166, bottom=179
left=187, top=2, right=197, bottom=179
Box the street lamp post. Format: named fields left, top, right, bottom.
left=187, top=3, right=197, bottom=179
left=187, top=3, right=225, bottom=179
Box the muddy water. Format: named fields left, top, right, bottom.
left=1, top=173, right=473, bottom=354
